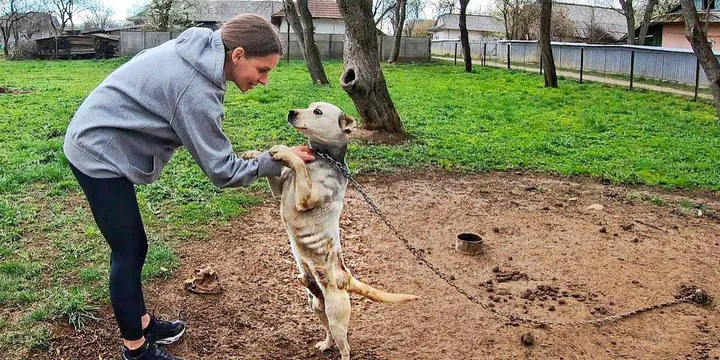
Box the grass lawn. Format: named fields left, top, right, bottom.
left=0, top=57, right=719, bottom=357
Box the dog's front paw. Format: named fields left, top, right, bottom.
left=269, top=145, right=292, bottom=160
left=315, top=337, right=334, bottom=352
left=240, top=150, right=262, bottom=160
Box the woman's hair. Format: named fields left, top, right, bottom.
left=221, top=14, right=284, bottom=58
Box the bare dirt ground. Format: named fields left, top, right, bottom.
left=38, top=171, right=720, bottom=360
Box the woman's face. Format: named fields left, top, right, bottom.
left=225, top=47, right=280, bottom=92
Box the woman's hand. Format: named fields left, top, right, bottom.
left=290, top=145, right=315, bottom=162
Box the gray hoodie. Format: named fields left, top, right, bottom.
left=63, top=27, right=282, bottom=187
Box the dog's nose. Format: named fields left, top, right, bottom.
left=287, top=110, right=298, bottom=124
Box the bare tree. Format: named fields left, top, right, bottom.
left=373, top=0, right=395, bottom=27
left=388, top=0, right=405, bottom=63
left=45, top=0, right=89, bottom=33
left=337, top=0, right=404, bottom=134
left=402, top=0, right=427, bottom=36
left=81, top=0, right=117, bottom=31
left=539, top=0, right=557, bottom=87
left=434, top=0, right=459, bottom=15
left=459, top=0, right=471, bottom=72
left=1, top=0, right=40, bottom=57
left=141, top=0, right=200, bottom=31
left=617, top=0, right=636, bottom=44
left=681, top=0, right=720, bottom=119
left=293, top=0, right=328, bottom=84
left=637, top=0, right=657, bottom=44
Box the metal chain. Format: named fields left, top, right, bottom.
left=314, top=151, right=707, bottom=327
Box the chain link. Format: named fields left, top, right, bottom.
left=314, top=151, right=707, bottom=327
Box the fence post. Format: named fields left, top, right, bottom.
left=286, top=30, right=290, bottom=63
left=427, top=38, right=431, bottom=61
left=379, top=35, right=383, bottom=59
left=143, top=31, right=146, bottom=51
left=507, top=43, right=510, bottom=69
left=629, top=50, right=635, bottom=91
left=328, top=33, right=333, bottom=58
left=579, top=47, right=584, bottom=84
left=454, top=42, right=458, bottom=65
left=483, top=43, right=487, bottom=66
left=540, top=55, right=543, bottom=74
left=694, top=59, right=700, bottom=101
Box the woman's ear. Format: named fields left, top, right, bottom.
left=231, top=47, right=246, bottom=64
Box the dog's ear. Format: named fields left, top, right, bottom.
left=338, top=113, right=356, bottom=134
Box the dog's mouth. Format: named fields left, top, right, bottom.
left=287, top=110, right=306, bottom=129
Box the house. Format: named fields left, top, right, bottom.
left=428, top=14, right=505, bottom=41
left=641, top=0, right=720, bottom=49
left=553, top=2, right=627, bottom=43
left=270, top=0, right=345, bottom=35
left=127, top=1, right=284, bottom=30
left=0, top=12, right=58, bottom=47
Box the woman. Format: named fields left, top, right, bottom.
left=63, top=14, right=313, bottom=360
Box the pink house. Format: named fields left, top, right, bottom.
left=643, top=0, right=720, bottom=49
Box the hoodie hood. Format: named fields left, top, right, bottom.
left=175, top=27, right=226, bottom=90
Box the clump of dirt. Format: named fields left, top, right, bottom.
left=0, top=86, right=31, bottom=95
left=490, top=266, right=529, bottom=282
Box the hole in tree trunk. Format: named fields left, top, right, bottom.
left=342, top=68, right=356, bottom=85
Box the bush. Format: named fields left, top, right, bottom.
left=7, top=40, right=36, bottom=60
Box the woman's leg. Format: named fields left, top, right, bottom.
left=69, top=163, right=148, bottom=346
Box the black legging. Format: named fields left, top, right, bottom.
left=69, top=162, right=148, bottom=341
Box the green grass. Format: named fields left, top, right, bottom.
left=1, top=57, right=719, bottom=357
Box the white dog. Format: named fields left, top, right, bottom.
left=243, top=102, right=419, bottom=360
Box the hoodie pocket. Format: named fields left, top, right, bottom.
left=128, top=156, right=161, bottom=184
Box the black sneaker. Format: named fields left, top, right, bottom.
left=121, top=341, right=185, bottom=360
left=143, top=315, right=186, bottom=345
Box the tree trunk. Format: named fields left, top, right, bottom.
left=619, top=0, right=635, bottom=45
left=681, top=0, right=720, bottom=120
left=637, top=0, right=657, bottom=45
left=1, top=26, right=9, bottom=57
left=296, top=0, right=329, bottom=84
left=283, top=0, right=307, bottom=56
left=388, top=0, right=405, bottom=63
left=539, top=0, right=558, bottom=87
left=459, top=0, right=471, bottom=72
left=337, top=0, right=404, bottom=134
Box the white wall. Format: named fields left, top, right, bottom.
left=431, top=29, right=501, bottom=41
left=279, top=18, right=345, bottom=34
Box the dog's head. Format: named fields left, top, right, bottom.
left=287, top=102, right=356, bottom=145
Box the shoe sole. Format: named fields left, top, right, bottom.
left=155, top=327, right=186, bottom=345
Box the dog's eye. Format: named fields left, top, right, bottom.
left=313, top=109, right=323, bottom=116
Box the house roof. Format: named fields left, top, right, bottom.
left=271, top=0, right=343, bottom=19
left=553, top=2, right=627, bottom=40
left=428, top=14, right=504, bottom=33
left=196, top=1, right=283, bottom=22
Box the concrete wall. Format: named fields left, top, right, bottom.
left=120, top=31, right=178, bottom=56
left=278, top=19, right=345, bottom=35
left=122, top=31, right=431, bottom=62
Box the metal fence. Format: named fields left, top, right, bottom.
left=121, top=31, right=431, bottom=62
left=432, top=39, right=716, bottom=99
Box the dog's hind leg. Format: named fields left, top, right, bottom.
left=299, top=275, right=335, bottom=352
left=308, top=293, right=334, bottom=351
left=324, top=288, right=351, bottom=360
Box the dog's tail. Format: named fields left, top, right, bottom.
left=347, top=276, right=420, bottom=303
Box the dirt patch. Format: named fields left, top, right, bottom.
left=0, top=86, right=31, bottom=95
left=349, top=128, right=409, bottom=145
left=35, top=171, right=720, bottom=360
